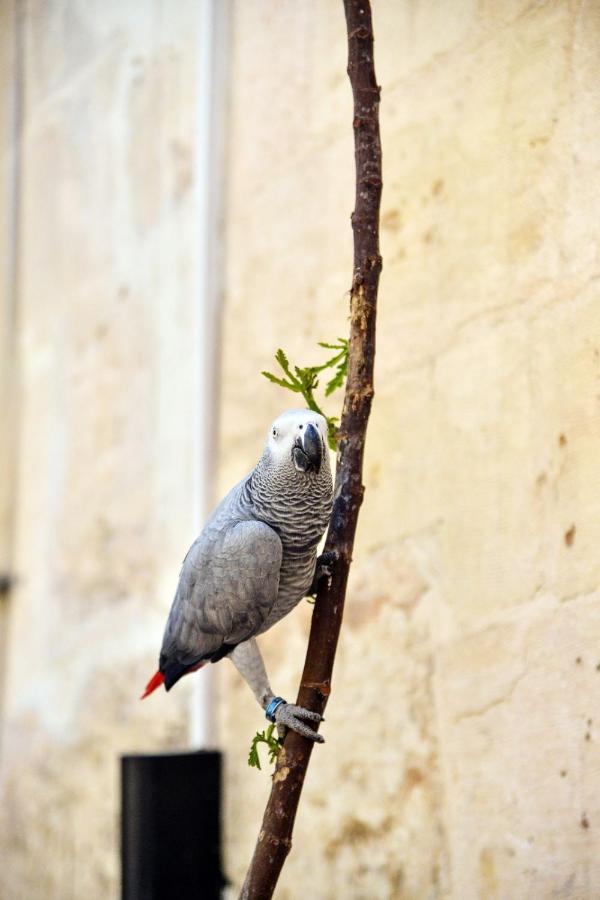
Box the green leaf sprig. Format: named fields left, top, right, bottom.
left=248, top=723, right=283, bottom=771
left=261, top=339, right=349, bottom=451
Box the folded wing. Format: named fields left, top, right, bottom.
left=159, top=519, right=282, bottom=688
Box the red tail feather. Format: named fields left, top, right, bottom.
left=140, top=669, right=165, bottom=699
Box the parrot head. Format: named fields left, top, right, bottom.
left=266, top=408, right=328, bottom=475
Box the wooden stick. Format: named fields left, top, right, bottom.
left=240, top=3, right=382, bottom=895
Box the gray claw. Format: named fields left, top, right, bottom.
left=274, top=703, right=325, bottom=743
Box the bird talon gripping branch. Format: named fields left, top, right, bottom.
left=142, top=409, right=333, bottom=750
left=308, top=548, right=339, bottom=596
left=273, top=703, right=325, bottom=743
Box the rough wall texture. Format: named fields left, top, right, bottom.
left=1, top=1, right=599, bottom=899
left=0, top=0, right=18, bottom=714
left=0, top=2, right=207, bottom=897
left=219, top=1, right=600, bottom=898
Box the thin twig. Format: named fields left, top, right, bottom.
left=240, top=2, right=382, bottom=896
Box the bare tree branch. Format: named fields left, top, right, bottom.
left=240, top=2, right=382, bottom=895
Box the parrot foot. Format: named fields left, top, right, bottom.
left=274, top=703, right=325, bottom=743
left=309, top=549, right=339, bottom=596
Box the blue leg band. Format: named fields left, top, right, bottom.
left=265, top=696, right=287, bottom=723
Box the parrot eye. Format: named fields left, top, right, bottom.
left=272, top=428, right=278, bottom=438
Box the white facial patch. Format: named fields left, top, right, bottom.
left=267, top=408, right=327, bottom=465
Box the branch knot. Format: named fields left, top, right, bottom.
left=349, top=25, right=371, bottom=40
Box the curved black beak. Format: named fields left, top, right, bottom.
left=292, top=423, right=322, bottom=473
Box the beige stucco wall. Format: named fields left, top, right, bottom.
left=0, top=2, right=209, bottom=897
left=219, top=1, right=600, bottom=898
left=0, top=0, right=20, bottom=715
left=1, top=1, right=600, bottom=899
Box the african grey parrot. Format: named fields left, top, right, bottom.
left=142, top=408, right=334, bottom=742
